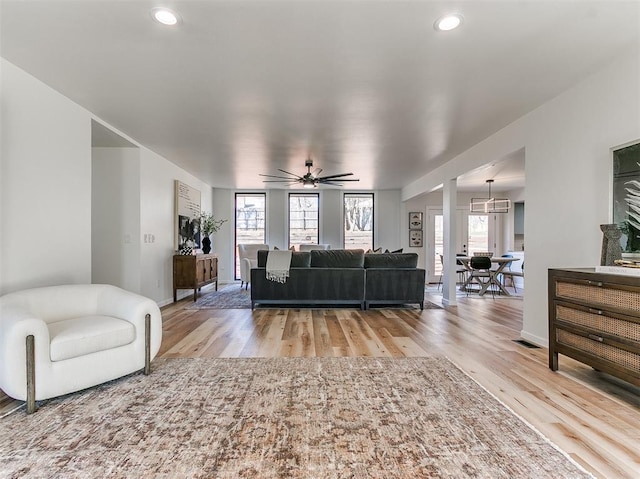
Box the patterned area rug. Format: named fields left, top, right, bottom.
left=189, top=284, right=441, bottom=310
left=1, top=358, right=591, bottom=479
left=189, top=283, right=252, bottom=309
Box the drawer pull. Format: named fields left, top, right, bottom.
left=588, top=308, right=604, bottom=315
left=587, top=280, right=603, bottom=287
left=588, top=334, right=604, bottom=342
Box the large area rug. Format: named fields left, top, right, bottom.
left=189, top=284, right=441, bottom=310
left=1, top=358, right=591, bottom=478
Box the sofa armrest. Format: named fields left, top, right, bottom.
left=0, top=306, right=51, bottom=400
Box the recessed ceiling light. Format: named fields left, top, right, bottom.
left=434, top=14, right=463, bottom=32
left=150, top=8, right=180, bottom=26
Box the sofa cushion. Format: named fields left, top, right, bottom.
left=310, top=249, right=364, bottom=268
left=364, top=253, right=418, bottom=269
left=257, top=250, right=311, bottom=268
left=48, top=315, right=136, bottom=362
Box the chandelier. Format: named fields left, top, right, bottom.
left=469, top=179, right=511, bottom=213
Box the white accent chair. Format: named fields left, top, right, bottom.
left=298, top=244, right=331, bottom=251
left=238, top=244, right=269, bottom=289
left=0, top=284, right=162, bottom=413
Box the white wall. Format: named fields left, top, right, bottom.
left=1, top=59, right=92, bottom=294
left=1, top=58, right=216, bottom=305
left=402, top=48, right=640, bottom=346
left=376, top=190, right=402, bottom=251
left=139, top=148, right=212, bottom=305
left=91, top=147, right=141, bottom=292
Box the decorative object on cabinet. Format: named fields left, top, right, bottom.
left=409, top=230, right=423, bottom=247
left=173, top=254, right=218, bottom=302
left=175, top=180, right=201, bottom=251
left=548, top=268, right=640, bottom=387
left=199, top=212, right=227, bottom=254
left=613, top=141, right=640, bottom=253
left=600, top=224, right=623, bottom=266
left=408, top=212, right=423, bottom=230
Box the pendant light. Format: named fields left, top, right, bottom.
left=470, top=179, right=511, bottom=213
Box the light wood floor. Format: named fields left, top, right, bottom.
left=2, top=286, right=639, bottom=478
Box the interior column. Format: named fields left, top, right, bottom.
left=442, top=178, right=458, bottom=306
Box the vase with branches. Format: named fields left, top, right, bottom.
left=200, top=212, right=227, bottom=254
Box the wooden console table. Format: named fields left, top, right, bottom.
left=173, top=254, right=218, bottom=302
left=548, top=268, right=640, bottom=386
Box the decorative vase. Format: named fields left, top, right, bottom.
left=202, top=236, right=212, bottom=254
left=600, top=224, right=622, bottom=266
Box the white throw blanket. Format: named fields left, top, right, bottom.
left=266, top=250, right=292, bottom=283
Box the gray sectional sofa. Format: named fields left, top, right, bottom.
left=250, top=249, right=426, bottom=310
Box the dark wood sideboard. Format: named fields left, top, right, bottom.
left=548, top=268, right=640, bottom=386
left=173, top=254, right=218, bottom=302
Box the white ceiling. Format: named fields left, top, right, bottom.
left=2, top=1, right=638, bottom=191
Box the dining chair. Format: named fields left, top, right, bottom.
left=468, top=255, right=495, bottom=298
left=501, top=260, right=524, bottom=293
left=438, top=254, right=468, bottom=291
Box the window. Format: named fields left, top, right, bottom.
left=343, top=193, right=374, bottom=250
left=235, top=193, right=266, bottom=278
left=289, top=193, right=319, bottom=249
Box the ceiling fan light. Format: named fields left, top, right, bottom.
left=303, top=180, right=316, bottom=189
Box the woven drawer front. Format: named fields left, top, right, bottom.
left=556, top=305, right=640, bottom=342
left=557, top=330, right=640, bottom=371
left=556, top=281, right=640, bottom=312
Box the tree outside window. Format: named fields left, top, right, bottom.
left=344, top=193, right=373, bottom=250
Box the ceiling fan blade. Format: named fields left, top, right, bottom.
left=259, top=174, right=301, bottom=180
left=310, top=168, right=322, bottom=178
left=319, top=178, right=360, bottom=183
left=262, top=179, right=301, bottom=184
left=317, top=172, right=354, bottom=180
left=277, top=169, right=303, bottom=179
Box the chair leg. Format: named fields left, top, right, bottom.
left=144, top=313, right=151, bottom=375
left=240, top=281, right=244, bottom=289
left=26, top=335, right=36, bottom=414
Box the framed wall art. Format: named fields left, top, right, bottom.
left=409, top=230, right=423, bottom=247
left=174, top=180, right=201, bottom=251
left=613, top=142, right=640, bottom=254
left=409, top=212, right=423, bottom=230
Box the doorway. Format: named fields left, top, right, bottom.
left=428, top=209, right=500, bottom=283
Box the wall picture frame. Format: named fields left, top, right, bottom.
left=174, top=180, right=201, bottom=251
left=409, top=230, right=423, bottom=247
left=409, top=212, right=423, bottom=230
left=613, top=142, right=640, bottom=254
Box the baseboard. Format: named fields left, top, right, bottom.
left=520, top=330, right=548, bottom=348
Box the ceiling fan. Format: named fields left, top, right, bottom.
left=260, top=158, right=360, bottom=188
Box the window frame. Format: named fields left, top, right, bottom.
left=288, top=192, right=320, bottom=249
left=343, top=192, right=375, bottom=250
left=234, top=192, right=267, bottom=279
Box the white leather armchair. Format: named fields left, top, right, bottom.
left=298, top=244, right=331, bottom=251
left=238, top=244, right=269, bottom=289
left=0, top=284, right=162, bottom=413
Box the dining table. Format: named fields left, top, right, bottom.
left=456, top=256, right=521, bottom=296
